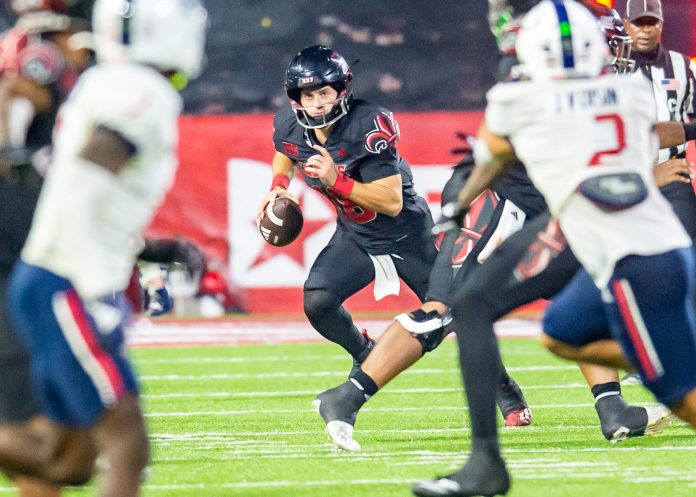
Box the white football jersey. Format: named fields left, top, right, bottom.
left=486, top=75, right=691, bottom=286
left=22, top=63, right=182, bottom=299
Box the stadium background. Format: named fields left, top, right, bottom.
left=3, top=1, right=694, bottom=314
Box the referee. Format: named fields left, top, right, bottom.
left=624, top=0, right=696, bottom=238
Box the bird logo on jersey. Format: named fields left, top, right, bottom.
left=451, top=190, right=498, bottom=267
left=365, top=112, right=399, bottom=154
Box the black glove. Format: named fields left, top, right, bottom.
left=431, top=201, right=467, bottom=236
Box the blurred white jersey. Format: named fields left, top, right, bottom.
left=22, top=63, right=182, bottom=299
left=485, top=75, right=691, bottom=287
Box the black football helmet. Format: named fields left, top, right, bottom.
left=575, top=1, right=634, bottom=74
left=285, top=45, right=353, bottom=129
left=600, top=9, right=635, bottom=74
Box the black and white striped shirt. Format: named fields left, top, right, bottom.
left=629, top=46, right=696, bottom=162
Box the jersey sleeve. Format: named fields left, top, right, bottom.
left=355, top=110, right=402, bottom=183
left=272, top=106, right=297, bottom=155
left=484, top=82, right=528, bottom=138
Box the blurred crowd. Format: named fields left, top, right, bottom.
left=1, top=1, right=693, bottom=115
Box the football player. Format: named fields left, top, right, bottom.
left=257, top=45, right=438, bottom=386
left=0, top=2, right=207, bottom=497
left=414, top=2, right=696, bottom=496
left=0, top=3, right=92, bottom=496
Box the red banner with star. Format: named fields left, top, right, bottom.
left=145, top=111, right=480, bottom=313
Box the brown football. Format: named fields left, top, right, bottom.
left=259, top=197, right=304, bottom=247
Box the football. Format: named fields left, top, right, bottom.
left=259, top=196, right=304, bottom=247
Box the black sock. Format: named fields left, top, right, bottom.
left=350, top=368, right=379, bottom=398
left=591, top=381, right=621, bottom=402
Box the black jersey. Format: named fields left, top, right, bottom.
left=273, top=100, right=432, bottom=254
left=492, top=161, right=547, bottom=219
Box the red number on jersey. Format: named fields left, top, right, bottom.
left=588, top=113, right=626, bottom=166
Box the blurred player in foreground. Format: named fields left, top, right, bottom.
left=414, top=1, right=696, bottom=496
left=0, top=1, right=207, bottom=497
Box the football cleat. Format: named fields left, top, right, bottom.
left=412, top=453, right=510, bottom=497
left=503, top=407, right=532, bottom=427
left=595, top=394, right=674, bottom=443
left=313, top=382, right=366, bottom=452
left=496, top=376, right=532, bottom=427
left=349, top=329, right=376, bottom=377
left=620, top=372, right=643, bottom=386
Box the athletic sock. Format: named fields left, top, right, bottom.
left=349, top=368, right=379, bottom=400
left=591, top=381, right=621, bottom=402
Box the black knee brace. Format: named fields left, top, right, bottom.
left=395, top=308, right=454, bottom=354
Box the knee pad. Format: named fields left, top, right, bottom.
left=395, top=308, right=453, bottom=354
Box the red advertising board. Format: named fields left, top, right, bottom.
left=147, top=112, right=484, bottom=313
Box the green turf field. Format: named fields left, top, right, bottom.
left=4, top=337, right=695, bottom=497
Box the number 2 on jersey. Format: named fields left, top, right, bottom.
left=588, top=114, right=626, bottom=166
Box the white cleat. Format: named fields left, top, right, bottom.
left=643, top=405, right=675, bottom=435
left=325, top=420, right=361, bottom=452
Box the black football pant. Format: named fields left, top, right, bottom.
left=304, top=229, right=436, bottom=359
left=448, top=211, right=580, bottom=445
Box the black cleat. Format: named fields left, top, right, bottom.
left=312, top=381, right=366, bottom=451
left=496, top=376, right=532, bottom=427
left=412, top=453, right=510, bottom=497
left=349, top=329, right=376, bottom=377
left=595, top=394, right=674, bottom=443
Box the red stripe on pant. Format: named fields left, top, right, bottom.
left=612, top=280, right=659, bottom=382
left=65, top=290, right=127, bottom=400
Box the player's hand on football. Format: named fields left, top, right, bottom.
left=256, top=188, right=298, bottom=227
left=305, top=145, right=338, bottom=187
left=653, top=158, right=693, bottom=187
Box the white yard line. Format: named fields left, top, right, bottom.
left=138, top=364, right=577, bottom=381
left=127, top=318, right=541, bottom=347
left=144, top=402, right=669, bottom=418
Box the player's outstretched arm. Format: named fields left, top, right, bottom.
left=457, top=123, right=516, bottom=213
left=256, top=151, right=297, bottom=224
left=79, top=125, right=136, bottom=173
left=655, top=121, right=696, bottom=149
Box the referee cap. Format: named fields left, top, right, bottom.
left=626, top=0, right=663, bottom=22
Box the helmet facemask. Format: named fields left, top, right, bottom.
left=598, top=12, right=635, bottom=74
left=289, top=85, right=352, bottom=129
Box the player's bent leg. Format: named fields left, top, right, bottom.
left=671, top=388, right=696, bottom=430
left=361, top=319, right=424, bottom=388
left=93, top=394, right=149, bottom=497
left=313, top=303, right=447, bottom=452
left=604, top=249, right=696, bottom=433
left=540, top=333, right=630, bottom=369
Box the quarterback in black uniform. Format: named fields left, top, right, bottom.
left=257, top=45, right=436, bottom=376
